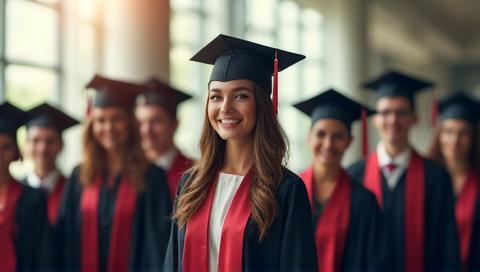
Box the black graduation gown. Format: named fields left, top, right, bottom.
left=347, top=158, right=461, bottom=271
left=466, top=194, right=480, bottom=271
left=57, top=164, right=172, bottom=271
left=11, top=183, right=55, bottom=271
left=164, top=168, right=318, bottom=272
left=341, top=182, right=387, bottom=271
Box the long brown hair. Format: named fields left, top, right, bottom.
left=80, top=107, right=149, bottom=190
left=174, top=82, right=289, bottom=241
left=427, top=120, right=480, bottom=170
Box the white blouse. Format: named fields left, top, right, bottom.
left=208, top=172, right=245, bottom=272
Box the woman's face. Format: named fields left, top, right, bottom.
left=0, top=134, right=18, bottom=173
left=307, top=119, right=352, bottom=166
left=92, top=107, right=130, bottom=152
left=207, top=80, right=257, bottom=142
left=439, top=119, right=473, bottom=162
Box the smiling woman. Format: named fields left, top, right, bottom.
left=165, top=34, right=317, bottom=272
left=294, top=89, right=385, bottom=271
left=207, top=80, right=257, bottom=143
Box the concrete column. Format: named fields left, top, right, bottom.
left=102, top=0, right=170, bottom=81
left=324, top=0, right=369, bottom=165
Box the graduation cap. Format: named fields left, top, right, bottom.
left=293, top=88, right=375, bottom=156
left=0, top=102, right=30, bottom=139
left=85, top=74, right=147, bottom=111
left=26, top=103, right=79, bottom=133
left=438, top=91, right=480, bottom=125
left=135, top=77, right=192, bottom=117
left=190, top=34, right=305, bottom=114
left=363, top=70, right=434, bottom=107
left=293, top=88, right=375, bottom=128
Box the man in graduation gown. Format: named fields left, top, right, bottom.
left=347, top=70, right=461, bottom=271
left=56, top=75, right=172, bottom=271
left=0, top=102, right=55, bottom=271
left=135, top=77, right=193, bottom=200
left=24, top=102, right=79, bottom=226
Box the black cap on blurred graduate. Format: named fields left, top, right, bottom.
left=135, top=77, right=192, bottom=118
left=0, top=102, right=30, bottom=139
left=293, top=89, right=375, bottom=129
left=26, top=103, right=79, bottom=133
left=363, top=70, right=434, bottom=107
left=85, top=74, right=147, bottom=113
left=293, top=88, right=375, bottom=156
left=190, top=34, right=305, bottom=114
left=439, top=91, right=480, bottom=125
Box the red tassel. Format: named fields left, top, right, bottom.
left=431, top=93, right=438, bottom=128
left=272, top=50, right=279, bottom=116
left=85, top=94, right=93, bottom=117
left=361, top=108, right=368, bottom=157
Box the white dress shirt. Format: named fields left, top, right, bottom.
left=208, top=172, right=244, bottom=272
left=154, top=147, right=178, bottom=171
left=377, top=143, right=412, bottom=189
left=26, top=169, right=61, bottom=193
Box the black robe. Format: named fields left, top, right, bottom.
left=164, top=168, right=318, bottom=272
left=9, top=183, right=55, bottom=271
left=466, top=194, right=480, bottom=271
left=312, top=181, right=387, bottom=271
left=347, top=158, right=461, bottom=271
left=56, top=164, right=172, bottom=271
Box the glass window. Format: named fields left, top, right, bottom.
left=6, top=0, right=59, bottom=66
left=5, top=65, right=57, bottom=109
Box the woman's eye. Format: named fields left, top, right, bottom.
left=209, top=95, right=221, bottom=101
left=235, top=93, right=249, bottom=100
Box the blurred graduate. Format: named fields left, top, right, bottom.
left=347, top=71, right=461, bottom=271
left=135, top=77, right=194, bottom=200
left=0, top=102, right=55, bottom=271
left=428, top=91, right=480, bottom=271
left=57, top=75, right=172, bottom=271
left=294, top=89, right=386, bottom=271
left=24, top=103, right=79, bottom=226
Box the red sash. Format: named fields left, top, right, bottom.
left=167, top=153, right=193, bottom=200
left=364, top=150, right=425, bottom=271
left=300, top=167, right=351, bottom=272
left=47, top=176, right=66, bottom=225
left=80, top=175, right=138, bottom=272
left=455, top=171, right=479, bottom=269
left=0, top=181, right=23, bottom=272
left=183, top=170, right=253, bottom=272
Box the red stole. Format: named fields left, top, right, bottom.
left=0, top=181, right=23, bottom=272
left=47, top=175, right=66, bottom=225
left=455, top=170, right=479, bottom=269
left=300, top=167, right=351, bottom=272
left=80, top=175, right=138, bottom=272
left=167, top=152, right=192, bottom=200
left=364, top=150, right=425, bottom=271
left=183, top=170, right=253, bottom=272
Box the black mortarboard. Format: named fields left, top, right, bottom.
left=86, top=74, right=147, bottom=110
left=135, top=77, right=192, bottom=117
left=0, top=102, right=30, bottom=139
left=26, top=103, right=79, bottom=133
left=363, top=70, right=433, bottom=106
left=293, top=88, right=375, bottom=129
left=190, top=34, right=305, bottom=95
left=439, top=91, right=480, bottom=124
